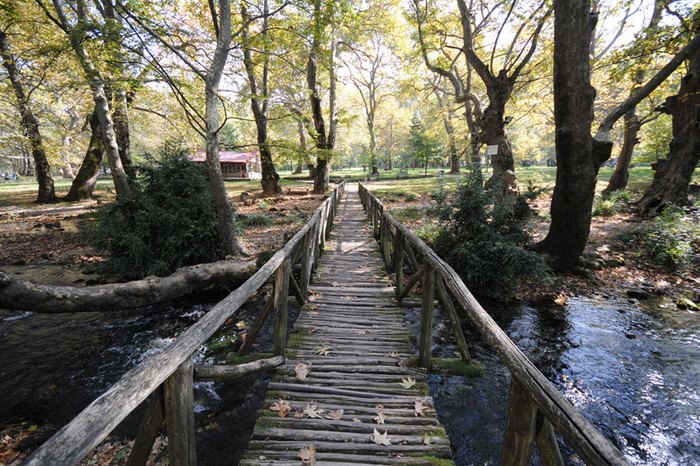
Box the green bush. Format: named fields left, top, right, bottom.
left=429, top=176, right=551, bottom=299
left=89, top=141, right=224, bottom=278
left=238, top=213, right=274, bottom=228
left=593, top=190, right=632, bottom=217
left=392, top=207, right=423, bottom=222
left=627, top=207, right=699, bottom=270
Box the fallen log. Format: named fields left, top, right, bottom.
left=194, top=356, right=284, bottom=381
left=0, top=259, right=255, bottom=313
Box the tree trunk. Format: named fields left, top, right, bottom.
left=242, top=0, right=281, bottom=197
left=0, top=28, right=56, bottom=203
left=307, top=0, right=336, bottom=194
left=480, top=98, right=516, bottom=191
left=293, top=120, right=306, bottom=175
left=603, top=108, right=640, bottom=195
left=112, top=86, right=136, bottom=182
left=205, top=0, right=241, bottom=256
left=63, top=109, right=103, bottom=202
left=637, top=39, right=700, bottom=216
left=535, top=0, right=596, bottom=270
left=0, top=260, right=253, bottom=313
left=435, top=90, right=460, bottom=173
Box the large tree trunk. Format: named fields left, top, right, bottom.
left=0, top=28, right=56, bottom=203
left=480, top=97, right=516, bottom=191
left=112, top=86, right=136, bottom=182
left=47, top=0, right=131, bottom=201
left=535, top=0, right=597, bottom=270
left=307, top=0, right=336, bottom=194
left=205, top=0, right=241, bottom=256
left=603, top=108, right=641, bottom=195
left=63, top=109, right=103, bottom=201
left=435, top=90, right=460, bottom=174
left=637, top=39, right=700, bottom=216
left=0, top=260, right=253, bottom=313
left=242, top=0, right=281, bottom=197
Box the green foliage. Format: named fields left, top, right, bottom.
left=89, top=140, right=224, bottom=278
left=593, top=190, right=632, bottom=217
left=238, top=213, right=274, bottom=228
left=392, top=207, right=423, bottom=222
left=429, top=176, right=551, bottom=299
left=627, top=207, right=700, bottom=270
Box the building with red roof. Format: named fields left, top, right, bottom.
left=189, top=150, right=262, bottom=180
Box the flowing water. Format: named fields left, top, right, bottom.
left=431, top=295, right=700, bottom=465
left=1, top=294, right=698, bottom=465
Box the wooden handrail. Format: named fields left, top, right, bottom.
left=358, top=183, right=628, bottom=466
left=24, top=182, right=345, bottom=466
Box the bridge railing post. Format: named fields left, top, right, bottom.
left=164, top=359, right=196, bottom=466
left=126, top=388, right=164, bottom=466
left=394, top=230, right=404, bottom=299
left=419, top=265, right=436, bottom=369
left=273, top=257, right=292, bottom=356
left=300, top=222, right=315, bottom=297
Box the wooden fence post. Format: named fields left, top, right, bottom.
left=319, top=203, right=328, bottom=250
left=373, top=205, right=381, bottom=239
left=273, top=258, right=292, bottom=356
left=501, top=378, right=538, bottom=466
left=419, top=266, right=436, bottom=369
left=126, top=388, right=164, bottom=466
left=394, top=231, right=404, bottom=298
left=536, top=412, right=565, bottom=466
left=164, top=359, right=196, bottom=466
left=300, top=227, right=314, bottom=297
left=435, top=277, right=472, bottom=363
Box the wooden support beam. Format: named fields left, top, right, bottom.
left=164, top=359, right=196, bottom=466
left=273, top=258, right=292, bottom=356
left=381, top=218, right=393, bottom=273
left=126, top=389, right=164, bottom=466
left=419, top=266, right=436, bottom=369
left=299, top=226, right=314, bottom=297
left=436, top=277, right=472, bottom=363
left=289, top=273, right=306, bottom=306
left=404, top=241, right=420, bottom=271
left=194, top=356, right=285, bottom=381
left=394, top=231, right=404, bottom=299
left=397, top=266, right=424, bottom=302
left=319, top=204, right=328, bottom=250
left=536, top=411, right=565, bottom=466
left=238, top=293, right=275, bottom=356
left=501, top=378, right=538, bottom=466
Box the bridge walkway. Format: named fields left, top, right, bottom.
left=240, top=184, right=453, bottom=465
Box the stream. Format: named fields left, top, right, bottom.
left=431, top=295, right=700, bottom=465
left=0, top=294, right=698, bottom=465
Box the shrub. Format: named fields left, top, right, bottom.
left=392, top=207, right=423, bottom=222
left=429, top=176, right=551, bottom=299
left=627, top=207, right=699, bottom=270
left=238, top=213, right=274, bottom=228
left=89, top=141, right=225, bottom=278
left=593, top=190, right=632, bottom=217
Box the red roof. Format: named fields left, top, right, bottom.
left=190, top=150, right=258, bottom=163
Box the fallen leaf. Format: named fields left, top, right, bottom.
left=326, top=409, right=344, bottom=420
left=269, top=400, right=292, bottom=417
left=373, top=411, right=386, bottom=425
left=293, top=409, right=305, bottom=418
left=352, top=417, right=362, bottom=423
left=299, top=444, right=316, bottom=464
left=295, top=362, right=310, bottom=382
left=307, top=326, right=317, bottom=334
left=370, top=428, right=392, bottom=446
left=314, top=342, right=333, bottom=356
left=399, top=378, right=417, bottom=389
left=414, top=400, right=428, bottom=417
left=303, top=403, right=325, bottom=419
left=388, top=352, right=399, bottom=358
left=423, top=434, right=432, bottom=445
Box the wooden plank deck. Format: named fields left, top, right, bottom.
left=240, top=184, right=454, bottom=465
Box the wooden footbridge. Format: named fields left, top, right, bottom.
left=24, top=183, right=630, bottom=466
